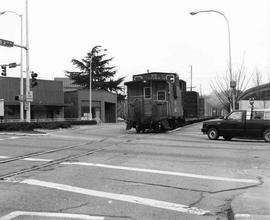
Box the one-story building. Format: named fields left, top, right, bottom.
left=0, top=77, right=65, bottom=120
left=55, top=77, right=117, bottom=122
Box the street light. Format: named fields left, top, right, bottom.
left=25, top=0, right=31, bottom=122
left=88, top=47, right=107, bottom=121
left=89, top=56, right=93, bottom=120
left=0, top=10, right=24, bottom=121
left=190, top=10, right=236, bottom=111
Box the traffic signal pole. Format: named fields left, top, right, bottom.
left=19, top=14, right=24, bottom=121
left=25, top=0, right=31, bottom=122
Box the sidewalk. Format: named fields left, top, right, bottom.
left=232, top=177, right=270, bottom=220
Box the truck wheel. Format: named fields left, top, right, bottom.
left=223, top=136, right=232, bottom=141
left=263, top=129, right=270, bottom=142
left=207, top=127, right=219, bottom=140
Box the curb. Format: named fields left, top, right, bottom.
left=0, top=132, right=48, bottom=136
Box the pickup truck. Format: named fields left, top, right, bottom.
left=201, top=109, right=270, bottom=142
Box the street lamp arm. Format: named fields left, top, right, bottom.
left=0, top=9, right=24, bottom=120
left=190, top=9, right=235, bottom=110
left=0, top=10, right=22, bottom=18
left=190, top=9, right=232, bottom=80
left=190, top=10, right=229, bottom=26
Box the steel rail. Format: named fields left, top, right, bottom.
left=0, top=131, right=158, bottom=180
left=0, top=146, right=107, bottom=180
left=0, top=139, right=106, bottom=164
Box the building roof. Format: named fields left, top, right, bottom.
left=239, top=82, right=270, bottom=100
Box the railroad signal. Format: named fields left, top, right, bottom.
left=31, top=72, right=38, bottom=88
left=0, top=39, right=14, bottom=47
left=1, top=65, right=7, bottom=76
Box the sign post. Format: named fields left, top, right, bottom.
left=26, top=91, right=33, bottom=102
left=0, top=99, right=4, bottom=122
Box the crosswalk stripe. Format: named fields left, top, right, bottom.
left=0, top=211, right=104, bottom=220
left=0, top=155, right=259, bottom=184
left=6, top=178, right=210, bottom=216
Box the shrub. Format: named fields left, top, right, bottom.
left=0, top=120, right=97, bottom=131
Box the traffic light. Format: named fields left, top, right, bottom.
left=1, top=65, right=6, bottom=76
left=31, top=72, right=38, bottom=88
left=15, top=95, right=20, bottom=101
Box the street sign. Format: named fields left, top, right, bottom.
left=26, top=91, right=33, bottom=102
left=24, top=103, right=29, bottom=111
left=8, top=63, right=17, bottom=68
left=0, top=39, right=14, bottom=47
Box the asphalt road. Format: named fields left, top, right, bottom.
left=0, top=122, right=269, bottom=220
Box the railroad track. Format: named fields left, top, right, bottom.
left=0, top=131, right=158, bottom=180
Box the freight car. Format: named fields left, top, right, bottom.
left=124, top=72, right=185, bottom=133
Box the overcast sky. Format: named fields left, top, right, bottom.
left=1, top=0, right=270, bottom=94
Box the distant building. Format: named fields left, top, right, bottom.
left=54, top=77, right=81, bottom=91
left=0, top=77, right=65, bottom=120
left=238, top=82, right=270, bottom=110
left=239, top=82, right=270, bottom=101
left=199, top=97, right=216, bottom=117
left=55, top=78, right=117, bottom=122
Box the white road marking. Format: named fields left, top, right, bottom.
left=234, top=214, right=251, bottom=219
left=8, top=137, right=19, bottom=140
left=62, top=161, right=259, bottom=184
left=0, top=137, right=19, bottom=141
left=0, top=211, right=104, bottom=220
left=23, top=158, right=52, bottom=162
left=0, top=155, right=259, bottom=184
left=7, top=178, right=210, bottom=216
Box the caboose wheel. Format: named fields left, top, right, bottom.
left=135, top=124, right=141, bottom=133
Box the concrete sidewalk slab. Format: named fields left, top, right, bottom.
left=235, top=214, right=270, bottom=220
left=232, top=178, right=270, bottom=220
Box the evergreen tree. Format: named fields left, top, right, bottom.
left=66, top=46, right=125, bottom=93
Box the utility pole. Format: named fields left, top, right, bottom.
left=25, top=0, right=31, bottom=122
left=188, top=65, right=196, bottom=91
left=19, top=14, right=24, bottom=121
left=190, top=65, right=192, bottom=91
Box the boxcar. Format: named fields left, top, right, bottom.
left=124, top=72, right=185, bottom=133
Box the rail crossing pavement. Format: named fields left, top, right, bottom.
left=0, top=123, right=269, bottom=219
left=0, top=155, right=262, bottom=218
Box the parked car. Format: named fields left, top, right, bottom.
left=201, top=109, right=270, bottom=142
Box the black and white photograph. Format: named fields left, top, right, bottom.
left=0, top=0, right=269, bottom=219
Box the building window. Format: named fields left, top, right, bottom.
left=144, top=87, right=151, bottom=99
left=157, top=90, right=166, bottom=101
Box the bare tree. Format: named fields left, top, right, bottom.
left=211, top=57, right=252, bottom=112
left=252, top=67, right=263, bottom=86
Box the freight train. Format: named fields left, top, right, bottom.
left=124, top=72, right=186, bottom=133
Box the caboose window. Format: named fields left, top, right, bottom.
left=157, top=91, right=166, bottom=101
left=144, top=87, right=151, bottom=99
left=166, top=75, right=175, bottom=83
